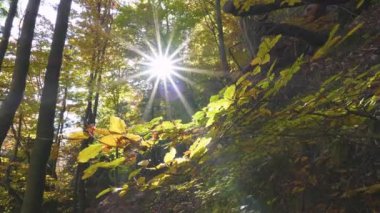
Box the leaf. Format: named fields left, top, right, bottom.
left=138, top=160, right=150, bottom=167
left=101, top=157, right=126, bottom=168
left=282, top=0, right=301, bottom=6
left=224, top=85, right=236, bottom=100
left=128, top=168, right=141, bottom=180
left=149, top=116, right=163, bottom=126
left=77, top=144, right=103, bottom=163
left=189, top=137, right=212, bottom=158
left=164, top=147, right=177, bottom=163
left=99, top=134, right=123, bottom=147
left=96, top=188, right=113, bottom=199
left=94, top=128, right=111, bottom=135
left=119, top=184, right=129, bottom=196
left=192, top=111, right=206, bottom=123
left=82, top=163, right=100, bottom=179
left=130, top=124, right=150, bottom=135
left=149, top=174, right=171, bottom=189
left=109, top=116, right=127, bottom=134
left=209, top=94, right=220, bottom=102
left=67, top=131, right=89, bottom=140
left=356, top=0, right=365, bottom=8
left=82, top=157, right=125, bottom=179
left=364, top=183, right=380, bottom=194
left=126, top=133, right=141, bottom=142
left=251, top=35, right=281, bottom=66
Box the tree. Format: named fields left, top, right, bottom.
left=0, top=0, right=41, bottom=148
left=21, top=0, right=72, bottom=211
left=0, top=0, right=18, bottom=72
left=215, top=0, right=229, bottom=76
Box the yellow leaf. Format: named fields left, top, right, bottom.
left=94, top=128, right=111, bottom=135
left=164, top=147, right=176, bottom=163
left=99, top=134, right=123, bottom=147
left=67, top=131, right=89, bottom=140
left=251, top=57, right=261, bottom=66
left=109, top=116, right=126, bottom=134
left=126, top=133, right=141, bottom=142
left=77, top=144, right=103, bottom=163
left=136, top=177, right=146, bottom=186
left=118, top=184, right=129, bottom=196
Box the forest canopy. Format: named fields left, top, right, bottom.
left=0, top=0, right=379, bottom=212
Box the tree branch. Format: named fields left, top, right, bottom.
left=223, top=0, right=350, bottom=17
left=260, top=22, right=328, bottom=46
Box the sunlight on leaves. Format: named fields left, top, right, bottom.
left=109, top=116, right=127, bottom=134
left=77, top=144, right=103, bottom=163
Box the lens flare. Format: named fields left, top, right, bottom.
left=147, top=55, right=175, bottom=80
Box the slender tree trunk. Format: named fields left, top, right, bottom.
left=4, top=113, right=23, bottom=207
left=48, top=86, right=67, bottom=179
left=0, top=0, right=41, bottom=148
left=21, top=0, right=72, bottom=212
left=0, top=0, right=18, bottom=72
left=215, top=0, right=229, bottom=75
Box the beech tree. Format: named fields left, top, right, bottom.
left=0, top=0, right=41, bottom=147
left=0, top=0, right=18, bottom=72
left=21, top=0, right=72, bottom=212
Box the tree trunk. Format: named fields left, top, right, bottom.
left=47, top=86, right=68, bottom=179
left=0, top=0, right=40, bottom=148
left=21, top=0, right=72, bottom=212
left=0, top=0, right=18, bottom=72
left=215, top=0, right=230, bottom=76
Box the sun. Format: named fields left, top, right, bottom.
left=147, top=55, right=175, bottom=80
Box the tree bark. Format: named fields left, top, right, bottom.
left=0, top=0, right=40, bottom=148
left=21, top=0, right=72, bottom=212
left=215, top=0, right=230, bottom=76
left=0, top=0, right=18, bottom=72
left=47, top=86, right=67, bottom=179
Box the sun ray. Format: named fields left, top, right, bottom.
left=168, top=76, right=194, bottom=116
left=164, top=26, right=176, bottom=57
left=163, top=79, right=172, bottom=119
left=168, top=37, right=190, bottom=60
left=144, top=40, right=159, bottom=58
left=129, top=70, right=151, bottom=79
left=143, top=78, right=160, bottom=119
left=172, top=65, right=220, bottom=76
left=127, top=45, right=155, bottom=61
left=171, top=72, right=196, bottom=86
left=152, top=5, right=163, bottom=56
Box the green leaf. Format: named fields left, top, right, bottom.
left=156, top=121, right=176, bottom=131
left=130, top=124, right=150, bottom=135
left=189, top=137, right=212, bottom=158
left=82, top=157, right=125, bottom=179
left=209, top=94, right=220, bottom=102
left=126, top=133, right=142, bottom=142
left=128, top=168, right=141, bottom=180
left=77, top=144, right=103, bottom=163
left=192, top=111, right=206, bottom=122
left=164, top=147, right=177, bottom=163
left=96, top=188, right=113, bottom=199
left=224, top=85, right=236, bottom=100
left=109, top=116, right=127, bottom=134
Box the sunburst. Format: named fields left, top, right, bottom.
left=126, top=3, right=215, bottom=120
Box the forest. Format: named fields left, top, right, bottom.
left=0, top=0, right=379, bottom=212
